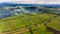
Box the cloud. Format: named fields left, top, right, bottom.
left=0, top=0, right=60, bottom=4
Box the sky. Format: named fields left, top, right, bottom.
left=0, top=0, right=60, bottom=4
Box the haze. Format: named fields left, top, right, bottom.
left=0, top=0, right=60, bottom=4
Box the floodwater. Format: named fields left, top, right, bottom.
left=46, top=26, right=60, bottom=34
left=0, top=10, right=14, bottom=19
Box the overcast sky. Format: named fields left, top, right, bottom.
left=0, top=0, right=60, bottom=4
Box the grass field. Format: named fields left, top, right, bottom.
left=0, top=13, right=53, bottom=34
left=28, top=25, right=54, bottom=34
left=46, top=16, right=60, bottom=31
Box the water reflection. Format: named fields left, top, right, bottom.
left=0, top=10, right=14, bottom=19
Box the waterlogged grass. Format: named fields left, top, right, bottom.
left=46, top=16, right=60, bottom=31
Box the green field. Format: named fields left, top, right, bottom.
left=46, top=16, right=60, bottom=31
left=23, top=25, right=54, bottom=34
left=0, top=13, right=56, bottom=34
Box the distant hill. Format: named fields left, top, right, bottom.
left=0, top=3, right=60, bottom=8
